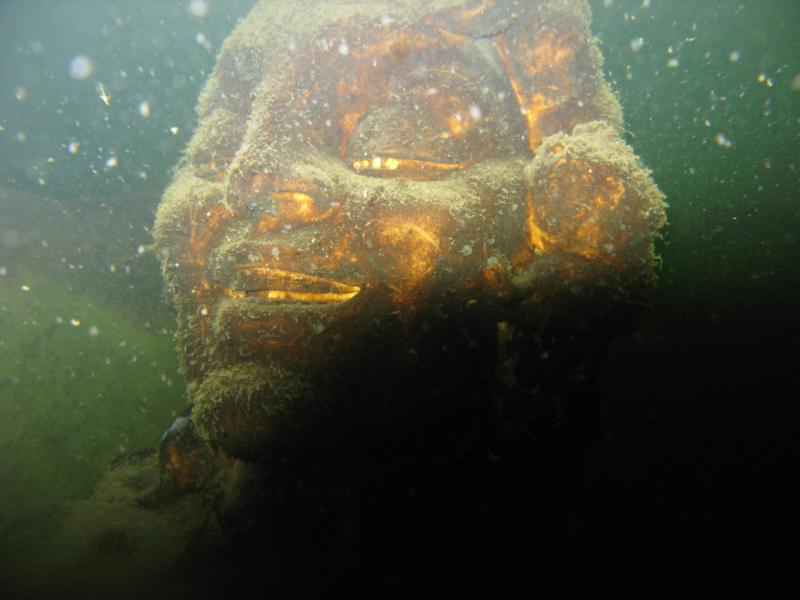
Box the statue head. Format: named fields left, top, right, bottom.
left=154, top=0, right=665, bottom=458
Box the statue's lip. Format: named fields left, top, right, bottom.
left=223, top=265, right=361, bottom=304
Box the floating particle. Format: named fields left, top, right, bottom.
left=715, top=132, right=733, bottom=148
left=757, top=73, right=774, bottom=88
left=337, top=40, right=349, bottom=55
left=469, top=103, right=482, bottom=120
left=88, top=325, right=100, bottom=337
left=187, top=0, right=209, bottom=19
left=728, top=50, right=741, bottom=63
left=641, top=0, right=651, bottom=8
left=67, top=139, right=80, bottom=155
left=15, top=132, right=27, bottom=142
left=69, top=54, right=95, bottom=80
left=603, top=0, right=614, bottom=7
left=170, top=126, right=180, bottom=135
left=15, top=86, right=27, bottom=101
left=195, top=32, right=211, bottom=50
left=105, top=156, right=118, bottom=168
left=629, top=37, right=644, bottom=52
left=791, top=73, right=800, bottom=92
left=137, top=244, right=146, bottom=255
left=97, top=82, right=111, bottom=106
left=71, top=318, right=81, bottom=326
left=666, top=57, right=680, bottom=69
left=21, top=284, right=30, bottom=291
left=138, top=100, right=151, bottom=118
left=0, top=266, right=6, bottom=276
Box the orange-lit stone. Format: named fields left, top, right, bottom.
left=153, top=0, right=666, bottom=458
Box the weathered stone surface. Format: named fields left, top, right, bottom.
left=153, top=0, right=665, bottom=459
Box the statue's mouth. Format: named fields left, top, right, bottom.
left=223, top=266, right=361, bottom=304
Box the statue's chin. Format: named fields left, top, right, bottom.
left=185, top=320, right=503, bottom=460
left=188, top=362, right=316, bottom=459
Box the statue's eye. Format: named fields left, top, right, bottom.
left=271, top=191, right=336, bottom=225
left=351, top=156, right=466, bottom=180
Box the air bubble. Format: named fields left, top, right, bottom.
left=69, top=54, right=95, bottom=80
left=187, top=0, right=209, bottom=19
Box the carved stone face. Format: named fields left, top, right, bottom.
left=154, top=0, right=665, bottom=457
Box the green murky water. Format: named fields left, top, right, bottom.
left=1, top=0, right=798, bottom=595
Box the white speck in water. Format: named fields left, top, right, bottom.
left=195, top=32, right=212, bottom=50
left=71, top=318, right=81, bottom=327
left=715, top=132, right=733, bottom=148
left=67, top=139, right=80, bottom=155
left=641, top=0, right=651, bottom=8
left=380, top=15, right=393, bottom=27
left=337, top=40, right=349, bottom=55
left=170, top=126, right=180, bottom=135
left=138, top=99, right=151, bottom=118
left=21, top=284, right=30, bottom=292
left=15, top=132, right=27, bottom=142
left=629, top=37, right=644, bottom=52
left=469, top=103, right=482, bottom=120
left=69, top=54, right=95, bottom=80
left=728, top=50, right=741, bottom=63
left=15, top=86, right=27, bottom=102
left=187, top=0, right=209, bottom=19
left=666, top=57, right=680, bottom=69
left=105, top=155, right=118, bottom=169
left=603, top=0, right=614, bottom=7
left=88, top=326, right=99, bottom=337
left=137, top=245, right=146, bottom=256
left=460, top=244, right=473, bottom=257
left=0, top=266, right=6, bottom=276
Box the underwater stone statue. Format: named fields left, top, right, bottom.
left=153, top=0, right=665, bottom=461
left=19, top=2, right=665, bottom=596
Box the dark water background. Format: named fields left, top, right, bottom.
left=0, top=0, right=798, bottom=593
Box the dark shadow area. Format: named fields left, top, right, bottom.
left=569, top=277, right=800, bottom=591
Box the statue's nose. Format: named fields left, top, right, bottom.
left=365, top=210, right=444, bottom=305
